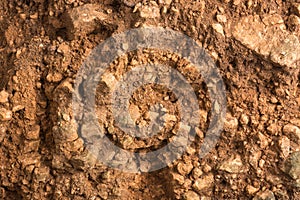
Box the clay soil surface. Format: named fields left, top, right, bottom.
left=0, top=0, right=300, bottom=199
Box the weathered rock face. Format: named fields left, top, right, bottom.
left=232, top=14, right=300, bottom=69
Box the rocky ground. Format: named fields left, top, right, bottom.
left=0, top=0, right=300, bottom=199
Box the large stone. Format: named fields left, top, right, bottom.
left=233, top=14, right=300, bottom=69
left=285, top=151, right=300, bottom=180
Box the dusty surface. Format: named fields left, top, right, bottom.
left=0, top=0, right=300, bottom=199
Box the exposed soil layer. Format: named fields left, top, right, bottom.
left=0, top=0, right=300, bottom=199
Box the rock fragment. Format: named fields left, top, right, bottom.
left=139, top=3, right=160, bottom=18
left=246, top=185, right=259, bottom=195
left=177, top=162, right=193, bottom=176
left=25, top=125, right=40, bottom=140
left=253, top=190, right=275, bottom=200
left=258, top=132, right=270, bottom=149
left=62, top=4, right=109, bottom=38
left=285, top=151, right=300, bottom=180
left=249, top=150, right=261, bottom=169
left=0, top=90, right=9, bottom=103
left=283, top=124, right=300, bottom=142
left=18, top=153, right=41, bottom=168
left=46, top=72, right=63, bottom=83
left=191, top=167, right=203, bottom=179
left=0, top=125, right=6, bottom=143
left=292, top=3, right=300, bottom=17
left=212, top=23, right=225, bottom=37
left=240, top=114, right=249, bottom=125
left=33, top=166, right=50, bottom=183
left=233, top=14, right=300, bottom=68
left=192, top=173, right=214, bottom=191
left=0, top=108, right=12, bottom=121
left=288, top=15, right=300, bottom=28
left=183, top=190, right=200, bottom=200
left=23, top=140, right=40, bottom=153
left=216, top=14, right=227, bottom=23
left=224, top=113, right=238, bottom=130
left=279, top=136, right=290, bottom=158
left=219, top=155, right=243, bottom=173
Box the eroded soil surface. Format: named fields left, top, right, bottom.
left=0, top=0, right=300, bottom=199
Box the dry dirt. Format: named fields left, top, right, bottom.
left=1, top=0, right=300, bottom=199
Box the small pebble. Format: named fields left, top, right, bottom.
left=30, top=13, right=38, bottom=19
left=279, top=136, right=290, bottom=158
left=216, top=14, right=227, bottom=23
left=240, top=114, right=249, bottom=125
left=0, top=90, right=9, bottom=103
left=0, top=108, right=12, bottom=121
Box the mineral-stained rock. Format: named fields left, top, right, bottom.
left=233, top=14, right=300, bottom=69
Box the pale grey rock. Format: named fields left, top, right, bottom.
left=233, top=14, right=300, bottom=69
